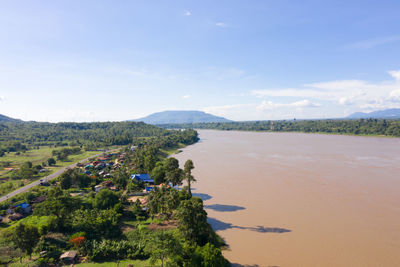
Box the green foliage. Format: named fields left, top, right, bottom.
left=93, top=189, right=120, bottom=210
left=176, top=198, right=217, bottom=246
left=151, top=162, right=166, bottom=185
left=52, top=147, right=81, bottom=161
left=47, top=157, right=56, bottom=166
left=164, top=157, right=183, bottom=186
left=192, top=243, right=228, bottom=267
left=15, top=215, right=57, bottom=235
left=113, top=168, right=130, bottom=190
left=33, top=187, right=83, bottom=230
left=86, top=239, right=134, bottom=262
left=162, top=119, right=400, bottom=137
left=5, top=223, right=40, bottom=259
left=71, top=209, right=122, bottom=239
left=183, top=159, right=196, bottom=196
left=147, top=187, right=180, bottom=218
left=59, top=168, right=92, bottom=189
left=145, top=230, right=181, bottom=267
left=0, top=121, right=198, bottom=149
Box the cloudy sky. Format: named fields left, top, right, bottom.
left=1, top=0, right=400, bottom=122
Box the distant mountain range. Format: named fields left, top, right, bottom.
left=131, top=110, right=231, bottom=124
left=347, top=108, right=400, bottom=119
left=0, top=114, right=22, bottom=122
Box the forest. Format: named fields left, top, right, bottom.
left=160, top=119, right=400, bottom=137
left=0, top=121, right=196, bottom=152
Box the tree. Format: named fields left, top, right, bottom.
left=164, top=157, right=179, bottom=172
left=6, top=223, right=40, bottom=261
left=94, top=189, right=120, bottom=210
left=60, top=172, right=72, bottom=189
left=151, top=162, right=166, bottom=185
left=183, top=159, right=196, bottom=196
left=146, top=231, right=181, bottom=267
left=47, top=158, right=56, bottom=166
left=194, top=243, right=227, bottom=267
left=33, top=187, right=82, bottom=230
left=176, top=198, right=214, bottom=246
left=113, top=168, right=129, bottom=190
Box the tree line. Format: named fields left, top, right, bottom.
left=160, top=118, right=400, bottom=137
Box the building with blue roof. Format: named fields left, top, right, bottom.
left=14, top=203, right=32, bottom=214
left=131, top=174, right=154, bottom=184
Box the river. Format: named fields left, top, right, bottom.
left=174, top=130, right=400, bottom=267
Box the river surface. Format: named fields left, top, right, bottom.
left=174, top=130, right=400, bottom=267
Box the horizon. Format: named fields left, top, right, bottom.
left=1, top=1, right=400, bottom=122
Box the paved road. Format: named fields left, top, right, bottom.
left=0, top=149, right=119, bottom=203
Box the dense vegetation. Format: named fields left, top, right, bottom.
left=0, top=121, right=198, bottom=196
left=0, top=121, right=194, bottom=152
left=161, top=119, right=400, bottom=137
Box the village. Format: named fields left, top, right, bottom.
left=0, top=147, right=174, bottom=226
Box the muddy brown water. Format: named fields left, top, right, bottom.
left=174, top=130, right=400, bottom=267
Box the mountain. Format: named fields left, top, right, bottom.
left=347, top=108, right=400, bottom=119
left=0, top=114, right=22, bottom=122
left=132, top=110, right=232, bottom=124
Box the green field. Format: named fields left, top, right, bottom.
left=0, top=146, right=107, bottom=197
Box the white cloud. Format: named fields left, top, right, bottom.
left=215, top=22, right=227, bottom=28
left=0, top=96, right=4, bottom=101
left=257, top=99, right=320, bottom=111
left=389, top=70, right=400, bottom=81
left=251, top=70, right=400, bottom=112
left=182, top=95, right=191, bottom=99
left=389, top=89, right=400, bottom=102
left=184, top=10, right=191, bottom=16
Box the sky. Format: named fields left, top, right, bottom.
left=1, top=0, right=400, bottom=122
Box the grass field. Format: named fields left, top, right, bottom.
left=0, top=146, right=107, bottom=197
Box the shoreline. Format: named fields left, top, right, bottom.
left=191, top=128, right=400, bottom=139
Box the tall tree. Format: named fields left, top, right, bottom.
left=146, top=230, right=181, bottom=267
left=164, top=157, right=183, bottom=186
left=183, top=159, right=196, bottom=196
left=6, top=223, right=40, bottom=261
left=176, top=198, right=213, bottom=246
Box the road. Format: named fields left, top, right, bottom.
left=0, top=149, right=119, bottom=203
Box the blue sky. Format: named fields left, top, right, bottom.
left=1, top=0, right=400, bottom=122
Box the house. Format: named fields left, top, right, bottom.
left=103, top=180, right=113, bottom=187
left=95, top=185, right=103, bottom=193
left=6, top=208, right=14, bottom=215
left=14, top=203, right=32, bottom=214
left=31, top=196, right=46, bottom=204
left=60, top=250, right=77, bottom=264
left=9, top=213, right=24, bottom=221
left=145, top=186, right=154, bottom=192
left=131, top=174, right=154, bottom=184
